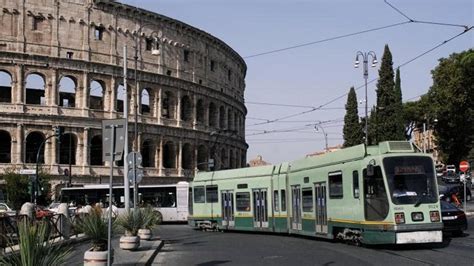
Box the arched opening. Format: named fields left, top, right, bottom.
left=196, top=99, right=205, bottom=124
left=229, top=149, right=235, bottom=169
left=197, top=145, right=208, bottom=171
left=180, top=95, right=192, bottom=122
left=234, top=112, right=238, bottom=133
left=141, top=89, right=151, bottom=114
left=116, top=83, right=125, bottom=113
left=0, top=130, right=11, bottom=163
left=141, top=140, right=154, bottom=167
left=25, top=73, right=46, bottom=105
left=220, top=147, right=228, bottom=169
left=208, top=102, right=217, bottom=127
left=0, top=70, right=12, bottom=103
left=90, top=135, right=103, bottom=166
left=182, top=143, right=193, bottom=170
left=59, top=133, right=77, bottom=165
left=90, top=80, right=105, bottom=110
left=227, top=110, right=233, bottom=131
left=163, top=141, right=176, bottom=168
left=162, top=91, right=176, bottom=119
left=25, top=132, right=45, bottom=163
left=219, top=106, right=226, bottom=129
left=58, top=76, right=76, bottom=107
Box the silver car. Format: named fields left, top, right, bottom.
left=0, top=203, right=16, bottom=216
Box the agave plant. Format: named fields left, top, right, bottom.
left=0, top=218, right=71, bottom=266
left=116, top=208, right=146, bottom=236
left=75, top=206, right=109, bottom=251
left=142, top=206, right=161, bottom=230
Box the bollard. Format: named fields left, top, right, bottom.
left=58, top=203, right=70, bottom=240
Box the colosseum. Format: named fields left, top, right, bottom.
left=0, top=0, right=248, bottom=189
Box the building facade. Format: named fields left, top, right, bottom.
left=0, top=0, right=248, bottom=185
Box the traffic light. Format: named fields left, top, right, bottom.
left=54, top=126, right=64, bottom=137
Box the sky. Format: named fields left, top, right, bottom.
left=2, top=0, right=470, bottom=165
left=122, top=0, right=473, bottom=164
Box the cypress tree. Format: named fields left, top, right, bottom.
left=393, top=68, right=406, bottom=140
left=343, top=87, right=363, bottom=147
left=375, top=44, right=403, bottom=142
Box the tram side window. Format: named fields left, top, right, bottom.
left=353, top=170, right=360, bottom=198
left=206, top=185, right=218, bottom=203
left=188, top=188, right=193, bottom=215
left=302, top=188, right=313, bottom=212
left=194, top=186, right=205, bottom=203
left=236, top=192, right=251, bottom=211
left=281, top=189, right=286, bottom=211
left=329, top=172, right=343, bottom=199
left=273, top=190, right=279, bottom=212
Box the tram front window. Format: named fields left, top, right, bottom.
left=383, top=156, right=437, bottom=205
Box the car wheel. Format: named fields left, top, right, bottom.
left=453, top=230, right=463, bottom=237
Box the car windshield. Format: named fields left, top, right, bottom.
left=440, top=201, right=460, bottom=211
left=383, top=156, right=438, bottom=205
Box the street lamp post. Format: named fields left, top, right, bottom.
left=131, top=23, right=160, bottom=209
left=354, top=51, right=377, bottom=146
left=314, top=123, right=328, bottom=152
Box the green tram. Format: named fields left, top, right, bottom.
left=188, top=141, right=443, bottom=245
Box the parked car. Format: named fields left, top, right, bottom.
left=0, top=203, right=16, bottom=216
left=440, top=201, right=468, bottom=236
left=442, top=172, right=460, bottom=184
left=35, top=205, right=54, bottom=219
left=439, top=184, right=472, bottom=202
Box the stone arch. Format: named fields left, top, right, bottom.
left=229, top=149, right=235, bottom=169
left=89, top=80, right=105, bottom=110
left=181, top=143, right=193, bottom=170
left=208, top=102, right=217, bottom=127
left=0, top=130, right=11, bottom=163
left=116, top=83, right=125, bottom=112
left=25, top=73, right=46, bottom=105
left=59, top=133, right=77, bottom=165
left=90, top=135, right=103, bottom=166
left=141, top=139, right=155, bottom=167
left=220, top=148, right=228, bottom=169
left=58, top=76, right=77, bottom=107
left=196, top=99, right=205, bottom=124
left=140, top=88, right=151, bottom=115
left=162, top=91, right=176, bottom=119
left=163, top=141, right=176, bottom=168
left=234, top=111, right=238, bottom=133
left=197, top=145, right=208, bottom=171
left=227, top=109, right=234, bottom=131
left=25, top=131, right=45, bottom=163
left=0, top=70, right=12, bottom=103
left=180, top=95, right=193, bottom=122
left=219, top=106, right=226, bottom=129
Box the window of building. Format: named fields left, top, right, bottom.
left=302, top=188, right=313, bottom=212
left=184, top=50, right=190, bottom=62
left=210, top=60, right=216, bottom=71
left=281, top=189, right=286, bottom=211
left=227, top=69, right=232, bottom=81
left=206, top=185, right=218, bottom=203
left=273, top=190, right=279, bottom=212
left=166, top=70, right=172, bottom=76
left=32, top=16, right=44, bottom=31
left=94, top=26, right=104, bottom=40
left=193, top=186, right=205, bottom=203
left=353, top=170, right=360, bottom=198
left=236, top=192, right=250, bottom=211
left=329, top=171, right=343, bottom=199
left=66, top=52, right=74, bottom=59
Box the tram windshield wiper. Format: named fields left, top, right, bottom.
left=414, top=192, right=427, bottom=207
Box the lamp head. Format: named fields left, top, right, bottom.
left=354, top=55, right=360, bottom=68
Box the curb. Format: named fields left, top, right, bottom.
left=139, top=239, right=164, bottom=266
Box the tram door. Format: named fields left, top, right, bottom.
left=314, top=182, right=328, bottom=234
left=291, top=185, right=302, bottom=230
left=252, top=189, right=268, bottom=228
left=221, top=190, right=234, bottom=228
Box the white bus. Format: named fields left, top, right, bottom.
left=60, top=181, right=189, bottom=222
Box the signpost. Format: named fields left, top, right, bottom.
left=127, top=151, right=142, bottom=209
left=459, top=161, right=470, bottom=212
left=102, top=119, right=125, bottom=266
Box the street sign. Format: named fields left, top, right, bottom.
left=128, top=168, right=143, bottom=184
left=127, top=152, right=142, bottom=167
left=102, top=119, right=126, bottom=161
left=459, top=161, right=469, bottom=172
left=19, top=169, right=36, bottom=175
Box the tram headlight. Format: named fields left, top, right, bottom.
left=430, top=211, right=440, bottom=222
left=395, top=212, right=405, bottom=224
left=411, top=212, right=424, bottom=222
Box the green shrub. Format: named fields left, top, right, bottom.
left=75, top=206, right=110, bottom=251
left=116, top=209, right=146, bottom=236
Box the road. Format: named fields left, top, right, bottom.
left=152, top=218, right=474, bottom=266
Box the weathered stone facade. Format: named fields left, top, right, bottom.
left=0, top=0, right=248, bottom=185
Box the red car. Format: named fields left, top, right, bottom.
left=35, top=205, right=54, bottom=219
